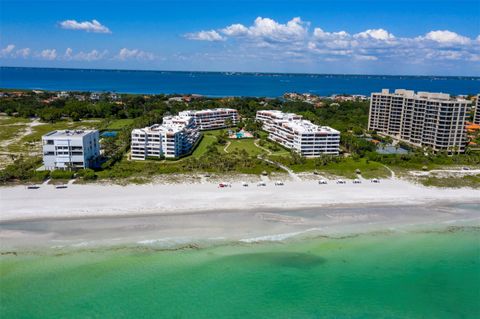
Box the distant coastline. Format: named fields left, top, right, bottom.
left=1, top=66, right=478, bottom=97
left=3, top=66, right=480, bottom=78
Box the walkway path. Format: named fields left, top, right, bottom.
left=382, top=164, right=396, bottom=179
left=253, top=139, right=272, bottom=155
left=223, top=141, right=231, bottom=153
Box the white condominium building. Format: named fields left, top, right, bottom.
left=256, top=110, right=340, bottom=157
left=179, top=108, right=239, bottom=130
left=368, top=89, right=471, bottom=153
left=474, top=95, right=480, bottom=125
left=42, top=130, right=100, bottom=170
left=131, top=115, right=200, bottom=160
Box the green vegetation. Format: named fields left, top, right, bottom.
left=0, top=157, right=42, bottom=183
left=1, top=91, right=479, bottom=185
left=50, top=170, right=74, bottom=180
left=420, top=175, right=480, bottom=188
left=227, top=139, right=263, bottom=156
left=104, top=118, right=135, bottom=130
left=270, top=156, right=391, bottom=179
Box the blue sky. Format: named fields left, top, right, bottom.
left=1, top=0, right=479, bottom=75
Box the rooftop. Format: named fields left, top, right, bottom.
left=43, top=130, right=97, bottom=138
left=180, top=108, right=237, bottom=115
left=377, top=89, right=470, bottom=102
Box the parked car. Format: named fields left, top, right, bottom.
left=257, top=182, right=267, bottom=187
left=218, top=182, right=232, bottom=188
left=336, top=179, right=346, bottom=184
left=274, top=181, right=284, bottom=186
left=353, top=179, right=361, bottom=184
left=318, top=180, right=328, bottom=185
left=241, top=182, right=249, bottom=187
left=371, top=178, right=380, bottom=183
left=27, top=185, right=40, bottom=189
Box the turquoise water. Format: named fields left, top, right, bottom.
left=1, top=227, right=479, bottom=318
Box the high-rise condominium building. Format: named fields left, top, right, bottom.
left=42, top=130, right=100, bottom=170
left=179, top=108, right=239, bottom=130
left=256, top=110, right=340, bottom=157
left=368, top=89, right=471, bottom=153
left=131, top=115, right=200, bottom=160
left=474, top=95, right=480, bottom=125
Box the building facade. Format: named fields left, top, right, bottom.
left=179, top=108, right=239, bottom=130
left=131, top=115, right=200, bottom=160
left=368, top=89, right=471, bottom=153
left=256, top=110, right=340, bottom=157
left=474, top=95, right=480, bottom=125
left=42, top=130, right=100, bottom=170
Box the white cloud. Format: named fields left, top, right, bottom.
left=38, top=49, right=57, bottom=60
left=116, top=48, right=154, bottom=61
left=1, top=44, right=32, bottom=59
left=422, top=30, right=470, bottom=45
left=222, top=17, right=308, bottom=44
left=222, top=24, right=249, bottom=37
left=15, top=48, right=31, bottom=58
left=185, top=30, right=225, bottom=41
left=64, top=48, right=108, bottom=61
left=0, top=44, right=15, bottom=57
left=354, top=29, right=395, bottom=41
left=313, top=28, right=349, bottom=40
left=59, top=19, right=111, bottom=33
left=185, top=17, right=480, bottom=67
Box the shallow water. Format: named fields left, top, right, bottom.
left=1, top=227, right=479, bottom=318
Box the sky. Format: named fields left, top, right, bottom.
left=0, top=0, right=479, bottom=75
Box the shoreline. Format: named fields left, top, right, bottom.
left=1, top=178, right=480, bottom=222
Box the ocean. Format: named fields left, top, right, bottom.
left=1, top=227, right=479, bottom=318
left=1, top=67, right=479, bottom=97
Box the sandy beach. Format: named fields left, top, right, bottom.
left=1, top=178, right=479, bottom=222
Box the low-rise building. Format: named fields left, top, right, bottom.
left=368, top=89, right=471, bottom=153
left=131, top=115, right=200, bottom=160
left=256, top=110, right=340, bottom=157
left=179, top=108, right=239, bottom=130
left=42, top=130, right=100, bottom=170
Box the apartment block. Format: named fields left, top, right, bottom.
left=256, top=110, right=340, bottom=157
left=131, top=115, right=200, bottom=160
left=474, top=95, right=480, bottom=125
left=179, top=108, right=239, bottom=130
left=42, top=130, right=100, bottom=170
left=368, top=89, right=471, bottom=153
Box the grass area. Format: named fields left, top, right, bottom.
left=192, top=135, right=218, bottom=158
left=0, top=116, right=31, bottom=125
left=273, top=157, right=392, bottom=179
left=420, top=174, right=480, bottom=188
left=105, top=119, right=134, bottom=130
left=0, top=124, right=27, bottom=144
left=227, top=139, right=263, bottom=156
left=3, top=118, right=102, bottom=154
left=96, top=155, right=281, bottom=181
left=24, top=120, right=101, bottom=143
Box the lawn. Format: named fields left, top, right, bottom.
left=226, top=139, right=263, bottom=156
left=105, top=119, right=135, bottom=130
left=192, top=135, right=218, bottom=158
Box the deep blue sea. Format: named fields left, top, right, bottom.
left=1, top=67, right=479, bottom=97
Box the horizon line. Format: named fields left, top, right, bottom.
left=2, top=65, right=479, bottom=79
